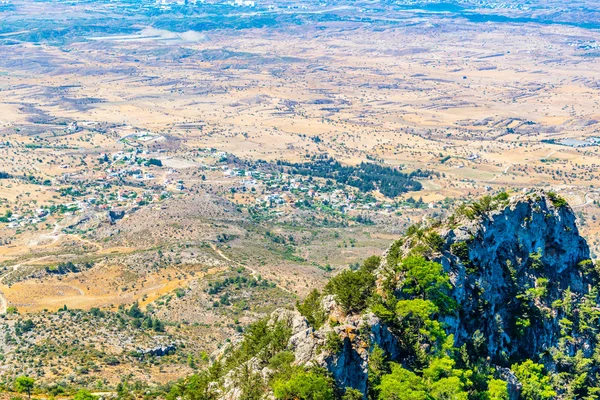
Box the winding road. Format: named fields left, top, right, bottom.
left=209, top=243, right=293, bottom=295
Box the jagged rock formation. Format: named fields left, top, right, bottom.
left=437, top=191, right=591, bottom=365
left=137, top=344, right=176, bottom=358
left=211, top=190, right=600, bottom=399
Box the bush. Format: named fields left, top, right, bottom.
left=361, top=255, right=381, bottom=273
left=6, top=306, right=18, bottom=314
left=386, top=239, right=404, bottom=267
left=323, top=331, right=343, bottom=355
left=167, top=372, right=217, bottom=400
left=546, top=191, right=567, bottom=208
left=341, top=388, right=363, bottom=400
left=450, top=241, right=470, bottom=263
left=224, top=318, right=291, bottom=370
left=73, top=390, right=98, bottom=400
left=425, top=232, right=445, bottom=252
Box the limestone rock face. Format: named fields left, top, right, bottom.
left=276, top=309, right=400, bottom=396
left=437, top=191, right=591, bottom=364
left=220, top=191, right=595, bottom=398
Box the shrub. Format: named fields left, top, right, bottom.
left=166, top=372, right=217, bottom=400
left=6, top=306, right=18, bottom=314
left=371, top=303, right=396, bottom=323
left=450, top=241, right=470, bottom=264
left=323, top=331, right=343, bottom=355
left=361, top=255, right=381, bottom=273
left=546, top=191, right=567, bottom=208
left=529, top=250, right=543, bottom=270
left=425, top=232, right=445, bottom=252
left=224, top=318, right=292, bottom=370
left=341, top=388, right=363, bottom=400
left=387, top=239, right=404, bottom=267
left=73, top=390, right=98, bottom=400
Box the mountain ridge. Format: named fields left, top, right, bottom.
left=173, top=190, right=600, bottom=400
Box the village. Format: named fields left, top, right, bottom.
left=1, top=146, right=435, bottom=238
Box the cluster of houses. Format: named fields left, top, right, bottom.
left=3, top=145, right=436, bottom=232
left=221, top=167, right=414, bottom=215
left=3, top=150, right=175, bottom=230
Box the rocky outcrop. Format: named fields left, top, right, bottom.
left=108, top=209, right=125, bottom=223
left=238, top=308, right=400, bottom=396
left=137, top=344, right=176, bottom=358
left=220, top=190, right=597, bottom=398
left=436, top=191, right=591, bottom=364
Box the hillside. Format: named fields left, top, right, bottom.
left=171, top=190, right=600, bottom=399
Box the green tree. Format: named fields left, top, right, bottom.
left=73, top=389, right=98, bottom=400
left=188, top=354, right=196, bottom=369
left=396, top=299, right=438, bottom=320
left=153, top=319, right=165, bottom=332
left=342, top=387, right=363, bottom=400
left=297, top=289, right=327, bottom=329
left=377, top=364, right=429, bottom=400
left=423, top=357, right=469, bottom=400
left=167, top=373, right=216, bottom=400
left=511, top=360, right=556, bottom=400
left=273, top=370, right=334, bottom=400
left=325, top=269, right=375, bottom=313
left=488, top=379, right=509, bottom=400
left=429, top=376, right=468, bottom=400
left=368, top=343, right=389, bottom=394
left=398, top=256, right=454, bottom=312
left=127, top=302, right=144, bottom=318
left=361, top=255, right=382, bottom=273
left=15, top=376, right=35, bottom=400
left=324, top=331, right=343, bottom=354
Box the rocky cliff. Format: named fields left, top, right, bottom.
left=436, top=191, right=591, bottom=365
left=197, top=190, right=600, bottom=399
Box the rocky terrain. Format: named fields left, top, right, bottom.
left=180, top=190, right=600, bottom=399
left=3, top=0, right=600, bottom=396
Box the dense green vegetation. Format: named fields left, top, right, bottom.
left=162, top=250, right=515, bottom=399
left=183, top=194, right=600, bottom=399
left=280, top=157, right=435, bottom=198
